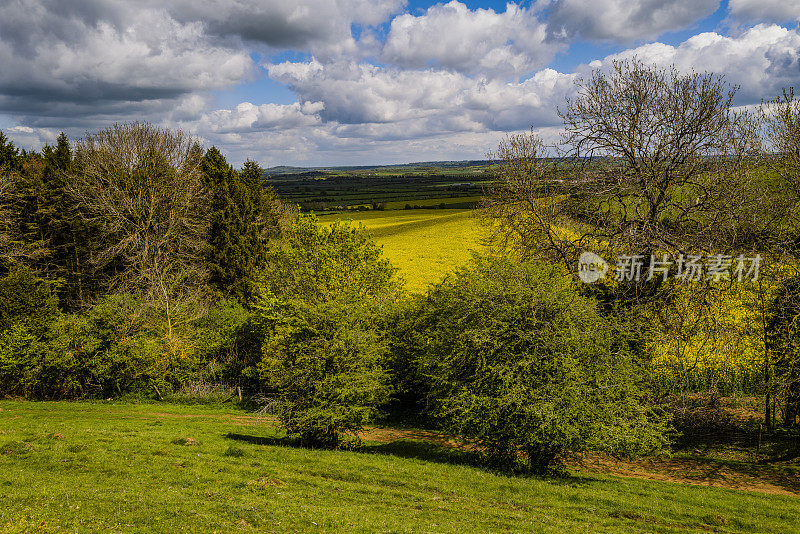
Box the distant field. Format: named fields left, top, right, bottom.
left=383, top=195, right=482, bottom=210
left=321, top=209, right=487, bottom=292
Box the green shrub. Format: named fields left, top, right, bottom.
left=258, top=297, right=391, bottom=448
left=0, top=325, right=39, bottom=396
left=402, top=256, right=670, bottom=473
left=192, top=299, right=262, bottom=389
left=0, top=267, right=59, bottom=337
left=38, top=293, right=158, bottom=398
left=255, top=216, right=401, bottom=448
left=259, top=216, right=399, bottom=303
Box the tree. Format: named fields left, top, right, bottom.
left=0, top=266, right=59, bottom=337
left=0, top=131, right=21, bottom=172
left=255, top=217, right=401, bottom=448
left=766, top=276, right=800, bottom=427
left=405, top=257, right=669, bottom=473
left=258, top=297, right=391, bottom=448
left=202, top=151, right=283, bottom=302
left=241, top=159, right=288, bottom=244
left=487, top=59, right=765, bottom=269
left=760, top=88, right=800, bottom=427
left=259, top=215, right=399, bottom=304
left=483, top=60, right=773, bottom=398
left=67, top=122, right=210, bottom=332
left=203, top=148, right=258, bottom=301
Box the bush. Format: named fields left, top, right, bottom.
left=400, top=256, right=670, bottom=473
left=0, top=267, right=59, bottom=337
left=192, top=299, right=261, bottom=388
left=255, top=216, right=400, bottom=447
left=0, top=267, right=61, bottom=397
left=0, top=325, right=39, bottom=396
left=259, top=216, right=399, bottom=303
left=258, top=298, right=390, bottom=448
left=38, top=293, right=157, bottom=398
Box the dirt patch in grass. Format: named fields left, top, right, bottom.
left=571, top=452, right=800, bottom=497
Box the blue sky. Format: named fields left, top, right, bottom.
left=1, top=0, right=799, bottom=166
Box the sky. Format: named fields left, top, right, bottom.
left=1, top=0, right=799, bottom=166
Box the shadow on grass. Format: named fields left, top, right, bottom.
left=365, top=438, right=481, bottom=467
left=224, top=431, right=594, bottom=485
left=225, top=432, right=296, bottom=447
left=668, top=454, right=800, bottom=494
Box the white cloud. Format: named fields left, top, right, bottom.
left=546, top=0, right=721, bottom=41
left=3, top=0, right=799, bottom=167
left=199, top=101, right=324, bottom=134
left=382, top=1, right=557, bottom=79
left=599, top=24, right=800, bottom=102
left=178, top=57, right=578, bottom=165
left=728, top=0, right=800, bottom=24
left=268, top=59, right=573, bottom=129
left=2, top=125, right=58, bottom=150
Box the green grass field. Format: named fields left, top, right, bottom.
left=1, top=401, right=798, bottom=533
left=321, top=209, right=487, bottom=292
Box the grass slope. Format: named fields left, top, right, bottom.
left=322, top=209, right=486, bottom=292
left=0, top=401, right=797, bottom=533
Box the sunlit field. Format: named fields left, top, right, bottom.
left=321, top=209, right=487, bottom=292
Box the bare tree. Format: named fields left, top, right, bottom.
left=487, top=60, right=768, bottom=267
left=480, top=130, right=570, bottom=264
left=68, top=122, right=210, bottom=332
left=760, top=88, right=800, bottom=426
left=483, top=59, right=776, bottom=396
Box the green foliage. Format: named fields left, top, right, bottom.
left=202, top=149, right=278, bottom=303
left=0, top=288, right=250, bottom=399
left=257, top=298, right=391, bottom=448
left=766, top=276, right=800, bottom=426
left=0, top=131, right=21, bottom=171
left=260, top=215, right=399, bottom=303
left=397, top=256, right=670, bottom=473
left=255, top=216, right=400, bottom=447
left=192, top=298, right=262, bottom=388
left=0, top=325, right=39, bottom=396
left=0, top=293, right=153, bottom=398
left=0, top=267, right=60, bottom=337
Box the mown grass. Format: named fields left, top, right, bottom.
left=0, top=401, right=798, bottom=533
left=323, top=209, right=486, bottom=292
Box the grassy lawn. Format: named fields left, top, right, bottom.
left=1, top=401, right=798, bottom=533
left=322, top=209, right=486, bottom=292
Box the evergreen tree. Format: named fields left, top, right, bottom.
left=0, top=131, right=21, bottom=171
left=241, top=159, right=283, bottom=244
left=202, top=148, right=264, bottom=302
left=4, top=133, right=88, bottom=308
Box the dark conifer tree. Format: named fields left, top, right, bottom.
left=0, top=131, right=21, bottom=171
left=202, top=148, right=265, bottom=302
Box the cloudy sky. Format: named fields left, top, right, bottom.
left=1, top=0, right=799, bottom=166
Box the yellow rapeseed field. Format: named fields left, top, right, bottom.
left=320, top=209, right=487, bottom=293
